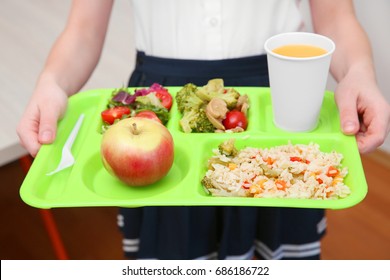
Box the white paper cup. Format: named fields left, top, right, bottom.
left=264, top=32, right=335, bottom=132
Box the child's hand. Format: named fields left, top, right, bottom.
left=335, top=68, right=390, bottom=153
left=17, top=80, right=69, bottom=157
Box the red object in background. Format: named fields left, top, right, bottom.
left=19, top=155, right=69, bottom=260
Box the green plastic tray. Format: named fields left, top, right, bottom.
left=19, top=87, right=367, bottom=209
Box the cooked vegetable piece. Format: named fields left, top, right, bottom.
left=218, top=138, right=238, bottom=157
left=175, top=83, right=203, bottom=113
left=179, top=108, right=215, bottom=133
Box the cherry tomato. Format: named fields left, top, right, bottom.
left=222, top=110, right=248, bottom=130
left=101, top=106, right=131, bottom=125
left=154, top=89, right=173, bottom=110
left=135, top=110, right=162, bottom=124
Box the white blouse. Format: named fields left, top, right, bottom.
left=131, top=0, right=305, bottom=60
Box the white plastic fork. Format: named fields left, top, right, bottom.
left=46, top=113, right=85, bottom=176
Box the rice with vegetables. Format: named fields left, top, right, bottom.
left=202, top=139, right=351, bottom=200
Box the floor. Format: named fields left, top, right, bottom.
left=1, top=151, right=389, bottom=260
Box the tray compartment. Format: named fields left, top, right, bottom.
left=169, top=87, right=264, bottom=134
left=74, top=143, right=192, bottom=200
left=193, top=134, right=367, bottom=209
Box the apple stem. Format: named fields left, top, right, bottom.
left=130, top=122, right=139, bottom=135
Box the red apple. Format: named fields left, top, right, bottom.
left=100, top=117, right=174, bottom=186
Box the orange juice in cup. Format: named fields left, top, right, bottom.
left=264, top=32, right=335, bottom=132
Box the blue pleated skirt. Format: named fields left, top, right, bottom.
left=118, top=51, right=326, bottom=260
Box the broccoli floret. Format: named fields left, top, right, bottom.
left=179, top=108, right=215, bottom=133
left=175, top=83, right=204, bottom=113
left=201, top=176, right=214, bottom=195
left=196, top=88, right=240, bottom=110
left=203, top=78, right=225, bottom=94
left=196, top=79, right=237, bottom=106
left=219, top=88, right=241, bottom=109
left=194, top=80, right=240, bottom=110
left=218, top=138, right=238, bottom=157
